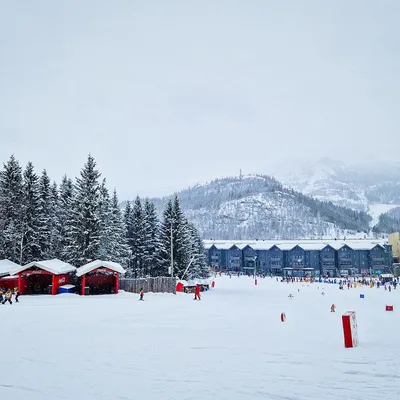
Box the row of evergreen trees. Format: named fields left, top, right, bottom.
left=0, top=155, right=209, bottom=279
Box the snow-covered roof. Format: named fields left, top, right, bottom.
left=11, top=259, right=76, bottom=276
left=276, top=243, right=297, bottom=251
left=297, top=243, right=329, bottom=251
left=204, top=239, right=388, bottom=252
left=76, top=260, right=126, bottom=277
left=345, top=243, right=384, bottom=251
left=246, top=242, right=276, bottom=251
left=0, top=260, right=21, bottom=277
left=207, top=242, right=237, bottom=250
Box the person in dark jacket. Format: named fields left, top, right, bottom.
left=14, top=287, right=20, bottom=303
left=139, top=288, right=144, bottom=301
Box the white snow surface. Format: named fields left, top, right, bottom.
left=2, top=276, right=400, bottom=400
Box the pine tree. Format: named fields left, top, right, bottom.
left=172, top=195, right=191, bottom=278
left=58, top=176, right=76, bottom=262
left=49, top=182, right=61, bottom=258
left=186, top=222, right=210, bottom=279
left=142, top=199, right=160, bottom=276
left=158, top=196, right=191, bottom=278
left=124, top=200, right=134, bottom=276
left=108, top=190, right=130, bottom=265
left=37, top=170, right=53, bottom=259
left=70, top=155, right=102, bottom=266
left=20, top=162, right=41, bottom=264
left=128, top=196, right=145, bottom=277
left=0, top=155, right=24, bottom=262
left=97, top=180, right=112, bottom=260
left=157, top=199, right=174, bottom=277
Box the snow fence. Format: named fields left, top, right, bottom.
left=119, top=277, right=176, bottom=294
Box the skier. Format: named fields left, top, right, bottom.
left=2, top=289, right=12, bottom=305
left=331, top=304, right=336, bottom=312
left=194, top=284, right=201, bottom=301
left=139, top=288, right=144, bottom=301
left=0, top=290, right=3, bottom=304
left=347, top=282, right=350, bottom=290
left=14, top=287, right=20, bottom=303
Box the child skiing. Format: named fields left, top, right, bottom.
left=14, top=287, right=20, bottom=303
left=2, top=289, right=12, bottom=305
left=194, top=284, right=201, bottom=301
left=139, top=288, right=144, bottom=301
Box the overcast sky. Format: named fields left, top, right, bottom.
left=0, top=1, right=398, bottom=199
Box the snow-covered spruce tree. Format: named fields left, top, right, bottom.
left=0, top=155, right=24, bottom=262
left=58, top=176, right=76, bottom=263
left=172, top=195, right=191, bottom=278
left=70, top=155, right=102, bottom=266
left=108, top=190, right=130, bottom=265
left=158, top=196, right=191, bottom=279
left=186, top=222, right=210, bottom=280
left=123, top=200, right=134, bottom=276
left=97, top=183, right=130, bottom=264
left=128, top=196, right=145, bottom=277
left=37, top=170, right=53, bottom=259
left=20, top=162, right=41, bottom=264
left=142, top=199, right=160, bottom=276
left=157, top=199, right=174, bottom=277
left=48, top=182, right=61, bottom=258
left=97, top=179, right=112, bottom=260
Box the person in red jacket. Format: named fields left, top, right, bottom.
left=194, top=284, right=201, bottom=301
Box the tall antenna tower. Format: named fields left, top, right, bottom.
left=239, top=169, right=243, bottom=180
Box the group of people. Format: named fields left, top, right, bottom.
left=0, top=287, right=20, bottom=305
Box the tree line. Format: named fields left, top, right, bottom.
left=0, top=155, right=209, bottom=279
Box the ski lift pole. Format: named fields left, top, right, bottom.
left=254, top=256, right=258, bottom=285
left=182, top=256, right=196, bottom=280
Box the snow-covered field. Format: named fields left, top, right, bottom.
left=2, top=277, right=400, bottom=400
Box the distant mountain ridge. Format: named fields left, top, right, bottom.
left=149, top=174, right=372, bottom=240
left=123, top=158, right=400, bottom=239
left=270, top=158, right=400, bottom=213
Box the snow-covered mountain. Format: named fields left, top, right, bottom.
left=269, top=158, right=400, bottom=224
left=151, top=175, right=373, bottom=240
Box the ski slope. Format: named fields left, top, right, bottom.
left=1, top=276, right=400, bottom=400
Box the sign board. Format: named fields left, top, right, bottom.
left=22, top=269, right=51, bottom=276
left=342, top=311, right=359, bottom=348
left=92, top=268, right=116, bottom=275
